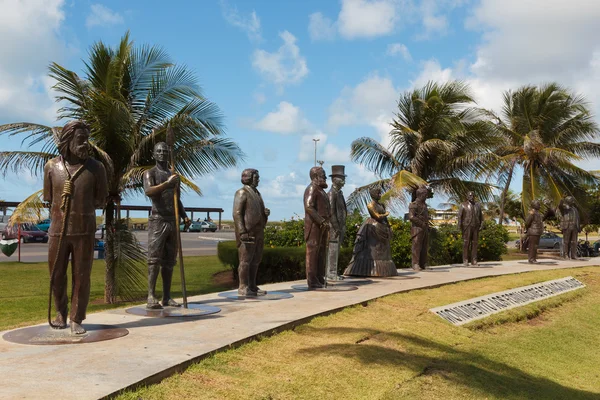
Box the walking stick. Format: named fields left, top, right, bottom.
left=167, top=126, right=188, bottom=308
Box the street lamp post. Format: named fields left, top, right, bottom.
left=312, top=138, right=320, bottom=166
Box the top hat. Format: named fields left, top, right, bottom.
left=330, top=165, right=347, bottom=177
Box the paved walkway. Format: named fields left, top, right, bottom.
left=1, top=258, right=598, bottom=400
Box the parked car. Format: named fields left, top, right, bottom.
left=180, top=220, right=217, bottom=232
left=515, top=232, right=563, bottom=250
left=2, top=223, right=49, bottom=243
left=36, top=219, right=51, bottom=232
left=538, top=232, right=563, bottom=249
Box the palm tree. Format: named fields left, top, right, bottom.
left=0, top=32, right=243, bottom=303
left=483, top=83, right=600, bottom=219
left=349, top=80, right=496, bottom=210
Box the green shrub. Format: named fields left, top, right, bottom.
left=217, top=241, right=353, bottom=285
left=264, top=217, right=304, bottom=247
left=388, top=217, right=413, bottom=268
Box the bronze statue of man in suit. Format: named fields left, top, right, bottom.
left=525, top=200, right=544, bottom=264
left=409, top=185, right=429, bottom=271
left=233, top=168, right=270, bottom=296
left=43, top=120, right=108, bottom=334
left=143, top=142, right=190, bottom=309
left=558, top=196, right=580, bottom=259
left=457, top=191, right=484, bottom=266
left=326, top=165, right=347, bottom=280
left=304, top=166, right=331, bottom=288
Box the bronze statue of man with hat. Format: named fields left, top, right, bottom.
left=326, top=165, right=348, bottom=280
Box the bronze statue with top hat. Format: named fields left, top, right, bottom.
left=326, top=165, right=348, bottom=280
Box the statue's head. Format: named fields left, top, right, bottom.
left=369, top=186, right=382, bottom=200
left=330, top=165, right=346, bottom=189
left=152, top=142, right=169, bottom=164
left=467, top=191, right=475, bottom=202
left=530, top=199, right=541, bottom=210
left=565, top=196, right=575, bottom=206
left=310, top=166, right=327, bottom=189
left=416, top=185, right=428, bottom=201
left=58, top=120, right=90, bottom=160
left=241, top=168, right=259, bottom=187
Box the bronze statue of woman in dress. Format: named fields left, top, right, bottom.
left=343, top=187, right=398, bottom=277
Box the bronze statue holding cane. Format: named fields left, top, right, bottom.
left=143, top=137, right=190, bottom=309
left=43, top=121, right=108, bottom=334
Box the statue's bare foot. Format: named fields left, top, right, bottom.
left=51, top=313, right=67, bottom=329
left=147, top=296, right=163, bottom=309
left=70, top=321, right=86, bottom=335
left=162, top=298, right=181, bottom=307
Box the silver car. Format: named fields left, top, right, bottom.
left=539, top=232, right=562, bottom=249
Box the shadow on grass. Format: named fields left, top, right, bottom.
left=297, top=327, right=599, bottom=399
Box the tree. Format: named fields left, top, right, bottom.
left=483, top=83, right=600, bottom=220
left=0, top=32, right=243, bottom=303
left=349, top=80, right=496, bottom=211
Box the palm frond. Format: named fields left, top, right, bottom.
left=0, top=151, right=56, bottom=177
left=108, top=222, right=147, bottom=301
left=8, top=190, right=46, bottom=227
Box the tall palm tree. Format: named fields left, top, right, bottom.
left=483, top=83, right=600, bottom=218
left=349, top=80, right=496, bottom=210
left=0, top=32, right=243, bottom=303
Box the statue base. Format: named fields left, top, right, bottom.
left=125, top=303, right=221, bottom=318
left=517, top=261, right=558, bottom=265
left=2, top=324, right=128, bottom=345
left=291, top=283, right=358, bottom=291
left=370, top=275, right=420, bottom=280
left=217, top=291, right=293, bottom=300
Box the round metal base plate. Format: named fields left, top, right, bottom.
left=291, top=284, right=358, bottom=291
left=332, top=278, right=372, bottom=285
left=371, top=275, right=420, bottom=280
left=517, top=261, right=558, bottom=265
left=2, top=324, right=128, bottom=345
left=218, top=291, right=294, bottom=300
left=125, top=303, right=221, bottom=318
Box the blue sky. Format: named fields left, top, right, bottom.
left=1, top=0, right=600, bottom=221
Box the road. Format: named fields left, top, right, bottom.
left=0, top=230, right=236, bottom=263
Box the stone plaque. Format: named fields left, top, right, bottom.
left=430, top=276, right=585, bottom=325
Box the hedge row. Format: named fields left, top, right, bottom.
left=217, top=241, right=352, bottom=285
left=219, top=218, right=509, bottom=285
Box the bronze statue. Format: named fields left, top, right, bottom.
left=143, top=142, right=190, bottom=309
left=326, top=165, right=347, bottom=280
left=43, top=121, right=108, bottom=334
left=304, top=166, right=331, bottom=289
left=558, top=196, right=580, bottom=259
left=233, top=168, right=270, bottom=296
left=525, top=200, right=543, bottom=263
left=457, top=191, right=483, bottom=266
left=409, top=185, right=429, bottom=271
left=344, top=187, right=397, bottom=276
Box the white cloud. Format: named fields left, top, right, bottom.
left=298, top=132, right=350, bottom=164
left=338, top=0, right=397, bottom=39
left=308, top=12, right=336, bottom=41
left=417, top=0, right=449, bottom=39
left=86, top=4, right=123, bottom=28
left=253, top=92, right=267, bottom=104
left=328, top=74, right=398, bottom=147
left=0, top=0, right=68, bottom=123
left=252, top=31, right=309, bottom=89
left=260, top=171, right=307, bottom=200
left=386, top=43, right=412, bottom=61
left=463, top=0, right=600, bottom=114
left=220, top=0, right=262, bottom=42
left=254, top=101, right=310, bottom=134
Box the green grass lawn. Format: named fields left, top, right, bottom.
left=0, top=256, right=233, bottom=331
left=118, top=267, right=600, bottom=400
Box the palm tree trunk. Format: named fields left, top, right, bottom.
left=498, top=161, right=516, bottom=226
left=104, top=199, right=117, bottom=303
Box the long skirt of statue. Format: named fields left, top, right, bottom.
left=343, top=218, right=398, bottom=277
